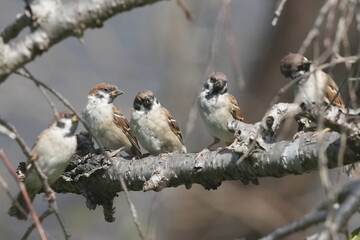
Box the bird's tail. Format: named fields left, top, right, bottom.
left=8, top=190, right=36, bottom=220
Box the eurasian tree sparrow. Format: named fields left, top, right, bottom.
left=130, top=90, right=187, bottom=155
left=8, top=111, right=79, bottom=220
left=280, top=53, right=345, bottom=108
left=82, top=83, right=141, bottom=156
left=198, top=72, right=244, bottom=149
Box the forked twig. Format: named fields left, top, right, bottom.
left=0, top=150, right=46, bottom=240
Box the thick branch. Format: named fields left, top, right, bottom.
left=0, top=0, right=165, bottom=83
left=49, top=128, right=360, bottom=222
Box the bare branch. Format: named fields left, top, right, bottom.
left=298, top=0, right=334, bottom=55
left=0, top=150, right=46, bottom=240
left=176, top=0, right=195, bottom=21
left=223, top=0, right=246, bottom=91
left=260, top=180, right=360, bottom=240
left=22, top=201, right=70, bottom=240
left=50, top=130, right=359, bottom=218
left=22, top=67, right=58, bottom=116
left=271, top=0, right=288, bottom=26
left=0, top=117, right=31, bottom=158
left=0, top=0, right=165, bottom=83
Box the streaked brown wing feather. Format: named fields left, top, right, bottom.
left=325, top=78, right=345, bottom=108
left=228, top=94, right=244, bottom=121
left=112, top=105, right=141, bottom=154
left=162, top=107, right=184, bottom=143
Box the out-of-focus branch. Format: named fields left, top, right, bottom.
left=260, top=180, right=360, bottom=240
left=0, top=0, right=165, bottom=83
left=298, top=0, right=334, bottom=55
left=0, top=150, right=46, bottom=240
left=176, top=0, right=195, bottom=21
left=271, top=0, right=288, bottom=26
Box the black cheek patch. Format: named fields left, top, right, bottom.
left=134, top=102, right=141, bottom=111
left=95, top=92, right=104, bottom=99
left=56, top=121, right=65, bottom=129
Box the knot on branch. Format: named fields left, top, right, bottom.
left=143, top=170, right=171, bottom=192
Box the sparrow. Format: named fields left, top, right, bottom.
left=82, top=83, right=141, bottom=156
left=197, top=72, right=244, bottom=149
left=280, top=53, right=345, bottom=108
left=8, top=111, right=79, bottom=220
left=130, top=90, right=187, bottom=155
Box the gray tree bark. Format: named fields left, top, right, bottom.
left=47, top=103, right=360, bottom=222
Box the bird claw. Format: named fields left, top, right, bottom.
left=312, top=128, right=330, bottom=137
left=293, top=131, right=305, bottom=140
left=107, top=147, right=125, bottom=157
left=195, top=148, right=210, bottom=159
left=159, top=152, right=172, bottom=157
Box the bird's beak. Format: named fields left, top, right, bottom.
left=71, top=115, right=79, bottom=122
left=110, top=89, right=124, bottom=97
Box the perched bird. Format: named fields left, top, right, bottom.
left=130, top=90, right=187, bottom=155
left=280, top=53, right=345, bottom=108
left=82, top=83, right=141, bottom=156
left=9, top=111, right=79, bottom=220
left=197, top=72, right=244, bottom=150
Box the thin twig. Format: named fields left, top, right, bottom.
left=184, top=1, right=225, bottom=140
left=271, top=0, right=288, bottom=26
left=176, top=0, right=195, bottom=21
left=120, top=177, right=145, bottom=240
left=0, top=173, right=27, bottom=218
left=145, top=193, right=159, bottom=239
left=22, top=67, right=58, bottom=116
left=223, top=0, right=246, bottom=91
left=0, top=117, right=31, bottom=158
left=22, top=201, right=70, bottom=240
left=0, top=150, right=46, bottom=240
left=259, top=208, right=327, bottom=240
left=298, top=0, right=333, bottom=55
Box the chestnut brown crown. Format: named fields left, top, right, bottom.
left=280, top=53, right=311, bottom=79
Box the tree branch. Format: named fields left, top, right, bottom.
left=260, top=180, right=360, bottom=240
left=45, top=102, right=360, bottom=222
left=50, top=129, right=359, bottom=222
left=0, top=0, right=165, bottom=83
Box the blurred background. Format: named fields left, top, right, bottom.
left=0, top=0, right=359, bottom=239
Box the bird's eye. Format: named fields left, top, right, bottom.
left=210, top=77, right=216, bottom=83
left=156, top=99, right=159, bottom=104
left=64, top=113, right=71, bottom=118
left=298, top=64, right=309, bottom=72
left=103, top=88, right=109, bottom=92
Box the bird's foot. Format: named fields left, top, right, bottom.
left=195, top=148, right=210, bottom=159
